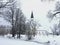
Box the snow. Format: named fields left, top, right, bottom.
left=37, top=27, right=52, bottom=33
left=0, top=34, right=60, bottom=45
left=34, top=35, right=60, bottom=45
left=0, top=36, right=43, bottom=45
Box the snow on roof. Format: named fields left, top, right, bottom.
left=37, top=27, right=52, bottom=33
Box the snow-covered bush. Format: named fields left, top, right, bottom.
left=26, top=30, right=33, bottom=40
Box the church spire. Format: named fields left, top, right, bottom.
left=31, top=12, right=34, bottom=18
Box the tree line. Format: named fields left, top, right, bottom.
left=0, top=0, right=37, bottom=40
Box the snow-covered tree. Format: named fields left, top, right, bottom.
left=15, top=8, right=26, bottom=38
left=47, top=1, right=60, bottom=35
left=0, top=0, right=26, bottom=38
left=25, top=12, right=37, bottom=40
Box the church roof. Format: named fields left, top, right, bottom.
left=31, top=12, right=34, bottom=18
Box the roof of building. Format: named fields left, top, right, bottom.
left=37, top=27, right=52, bottom=33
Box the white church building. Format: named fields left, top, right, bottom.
left=26, top=11, right=52, bottom=36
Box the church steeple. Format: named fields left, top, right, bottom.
left=31, top=12, right=34, bottom=18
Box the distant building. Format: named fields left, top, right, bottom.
left=26, top=11, right=52, bottom=36
left=36, top=27, right=52, bottom=35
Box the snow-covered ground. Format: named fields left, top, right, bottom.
left=0, top=35, right=60, bottom=45
left=0, top=36, right=43, bottom=45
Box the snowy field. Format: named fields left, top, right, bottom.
left=0, top=37, right=42, bottom=45
left=0, top=35, right=60, bottom=45
left=0, top=35, right=43, bottom=45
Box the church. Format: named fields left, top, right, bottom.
left=26, top=11, right=51, bottom=36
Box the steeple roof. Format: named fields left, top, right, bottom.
left=31, top=12, right=34, bottom=18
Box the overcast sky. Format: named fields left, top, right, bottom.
left=17, top=0, right=59, bottom=28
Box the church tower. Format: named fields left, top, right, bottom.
left=31, top=12, right=34, bottom=21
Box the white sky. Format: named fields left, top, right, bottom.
left=17, top=0, right=59, bottom=28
